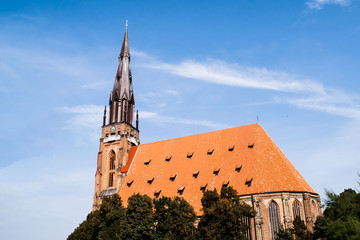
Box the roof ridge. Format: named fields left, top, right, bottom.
left=139, top=123, right=259, bottom=146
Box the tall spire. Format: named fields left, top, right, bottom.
left=108, top=23, right=135, bottom=125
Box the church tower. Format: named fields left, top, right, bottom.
left=93, top=25, right=140, bottom=209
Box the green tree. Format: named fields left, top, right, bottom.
left=153, top=196, right=172, bottom=239
left=292, top=216, right=312, bottom=240
left=197, top=186, right=256, bottom=240
left=314, top=188, right=360, bottom=240
left=153, top=196, right=196, bottom=240
left=98, top=194, right=126, bottom=239
left=122, top=193, right=154, bottom=240
left=275, top=227, right=293, bottom=240
left=68, top=194, right=125, bottom=240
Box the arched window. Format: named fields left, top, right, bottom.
left=312, top=200, right=317, bottom=219
left=293, top=199, right=301, bottom=219
left=269, top=201, right=280, bottom=240
left=108, top=150, right=116, bottom=187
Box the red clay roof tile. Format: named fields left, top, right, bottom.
left=119, top=123, right=316, bottom=214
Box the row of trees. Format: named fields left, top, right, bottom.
left=68, top=186, right=255, bottom=240
left=69, top=185, right=360, bottom=240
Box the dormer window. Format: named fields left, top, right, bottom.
left=245, top=178, right=253, bottom=187
left=187, top=152, right=194, bottom=158
left=154, top=190, right=161, bottom=198
left=222, top=180, right=230, bottom=188
left=200, top=184, right=208, bottom=193
left=235, top=165, right=242, bottom=172
left=144, top=159, right=152, bottom=165
left=148, top=177, right=155, bottom=184
left=178, top=187, right=185, bottom=196
left=207, top=148, right=214, bottom=155
left=193, top=171, right=199, bottom=178
left=127, top=180, right=134, bottom=187
left=228, top=145, right=235, bottom=151
left=169, top=174, right=177, bottom=181
left=213, top=168, right=220, bottom=176
left=165, top=155, right=172, bottom=162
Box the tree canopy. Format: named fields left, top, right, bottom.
left=68, top=186, right=257, bottom=240
left=153, top=196, right=196, bottom=240
left=314, top=188, right=360, bottom=240
left=68, top=194, right=125, bottom=240
left=197, top=186, right=256, bottom=240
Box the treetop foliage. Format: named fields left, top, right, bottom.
left=197, top=186, right=256, bottom=240
left=314, top=188, right=360, bottom=240
left=68, top=186, right=256, bottom=240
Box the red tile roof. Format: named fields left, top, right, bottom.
left=119, top=123, right=316, bottom=214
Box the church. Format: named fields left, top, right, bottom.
left=92, top=28, right=321, bottom=240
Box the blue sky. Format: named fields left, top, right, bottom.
left=1, top=0, right=360, bottom=239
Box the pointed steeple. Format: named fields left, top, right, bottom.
left=120, top=28, right=130, bottom=59
left=109, top=23, right=135, bottom=125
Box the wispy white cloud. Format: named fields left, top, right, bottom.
left=139, top=111, right=230, bottom=129
left=58, top=105, right=103, bottom=141
left=163, top=89, right=179, bottom=96
left=0, top=45, right=106, bottom=92
left=58, top=106, right=227, bottom=137
left=288, top=97, right=360, bottom=119
left=138, top=89, right=180, bottom=108
left=144, top=60, right=325, bottom=94
left=135, top=51, right=360, bottom=120
left=306, top=0, right=351, bottom=10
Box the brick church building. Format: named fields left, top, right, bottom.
left=92, top=28, right=321, bottom=240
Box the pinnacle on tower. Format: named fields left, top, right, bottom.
left=108, top=24, right=135, bottom=125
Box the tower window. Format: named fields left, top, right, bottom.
left=228, top=145, right=235, bottom=151
left=144, top=159, right=152, bottom=165
left=108, top=150, right=116, bottom=187
left=248, top=143, right=254, bottom=149
left=108, top=172, right=114, bottom=187
left=235, top=165, right=242, bottom=172
left=187, top=152, right=194, bottom=158
left=213, top=168, right=220, bottom=175
left=165, top=155, right=172, bottom=162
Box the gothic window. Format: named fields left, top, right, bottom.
left=241, top=216, right=251, bottom=240
left=312, top=200, right=317, bottom=219
left=269, top=200, right=280, bottom=240
left=293, top=199, right=301, bottom=219
left=108, top=150, right=116, bottom=187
